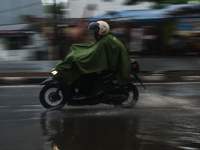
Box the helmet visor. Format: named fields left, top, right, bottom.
left=88, top=22, right=99, bottom=32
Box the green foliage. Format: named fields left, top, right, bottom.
left=156, top=0, right=188, bottom=4
left=150, top=0, right=188, bottom=9
left=123, top=0, right=141, bottom=5
left=43, top=3, right=65, bottom=14
left=4, top=41, right=19, bottom=50
left=124, top=0, right=199, bottom=7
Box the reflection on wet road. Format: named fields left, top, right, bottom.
left=40, top=105, right=200, bottom=150
left=41, top=109, right=139, bottom=150
left=0, top=83, right=200, bottom=150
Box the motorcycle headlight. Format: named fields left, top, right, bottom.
left=50, top=69, right=58, bottom=77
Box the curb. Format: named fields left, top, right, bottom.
left=0, top=75, right=200, bottom=85
left=0, top=77, right=46, bottom=85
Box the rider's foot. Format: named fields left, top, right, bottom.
left=72, top=94, right=85, bottom=100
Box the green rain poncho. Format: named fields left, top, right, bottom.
left=56, top=34, right=131, bottom=86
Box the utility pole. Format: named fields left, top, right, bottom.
left=50, top=0, right=59, bottom=60
left=53, top=0, right=58, bottom=42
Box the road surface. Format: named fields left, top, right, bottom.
left=0, top=83, right=200, bottom=150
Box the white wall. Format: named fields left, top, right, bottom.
left=68, top=0, right=153, bottom=18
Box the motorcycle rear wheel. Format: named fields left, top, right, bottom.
left=39, top=85, right=66, bottom=109
left=120, top=83, right=139, bottom=108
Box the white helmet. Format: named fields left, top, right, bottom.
left=88, top=21, right=110, bottom=35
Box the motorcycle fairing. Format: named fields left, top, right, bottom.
left=56, top=34, right=131, bottom=86
left=41, top=78, right=59, bottom=86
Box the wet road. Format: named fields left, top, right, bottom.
left=0, top=83, right=200, bottom=150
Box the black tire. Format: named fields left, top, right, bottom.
left=39, top=85, right=66, bottom=109
left=120, top=83, right=139, bottom=108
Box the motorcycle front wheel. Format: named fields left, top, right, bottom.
left=39, top=85, right=66, bottom=109
left=120, top=83, right=139, bottom=108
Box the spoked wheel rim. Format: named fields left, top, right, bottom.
left=122, top=91, right=135, bottom=105
left=44, top=87, right=64, bottom=106
left=120, top=84, right=139, bottom=108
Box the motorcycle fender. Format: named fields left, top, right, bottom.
left=41, top=78, right=59, bottom=85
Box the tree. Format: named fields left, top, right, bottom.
left=43, top=3, right=66, bottom=14
left=151, top=0, right=188, bottom=9
left=123, top=0, right=200, bottom=8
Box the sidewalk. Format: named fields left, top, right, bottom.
left=0, top=70, right=199, bottom=85
left=0, top=57, right=199, bottom=85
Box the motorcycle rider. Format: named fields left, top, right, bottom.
left=56, top=21, right=131, bottom=99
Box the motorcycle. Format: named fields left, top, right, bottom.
left=39, top=61, right=145, bottom=109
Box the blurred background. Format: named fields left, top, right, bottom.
left=0, top=0, right=200, bottom=61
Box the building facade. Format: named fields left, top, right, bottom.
left=0, top=0, right=44, bottom=61
left=68, top=0, right=153, bottom=18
